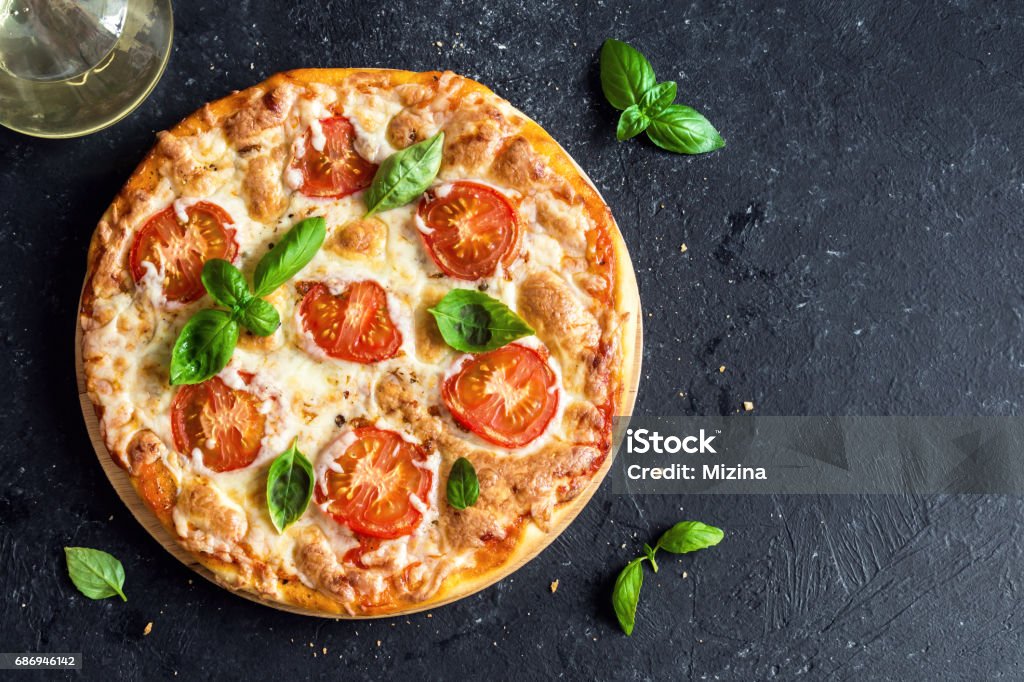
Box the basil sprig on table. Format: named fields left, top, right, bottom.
left=169, top=217, right=326, bottom=385
left=64, top=547, right=127, bottom=601
left=266, top=440, right=315, bottom=533
left=612, top=521, right=723, bottom=635
left=365, top=131, right=444, bottom=216
left=600, top=39, right=725, bottom=154
left=428, top=289, right=534, bottom=353
left=446, top=457, right=480, bottom=510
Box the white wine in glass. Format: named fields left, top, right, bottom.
left=0, top=0, right=173, bottom=138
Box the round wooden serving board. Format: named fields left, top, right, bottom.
left=75, top=111, right=643, bottom=620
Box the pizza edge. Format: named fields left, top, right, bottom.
left=78, top=68, right=639, bottom=616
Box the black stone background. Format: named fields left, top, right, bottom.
left=2, top=0, right=1024, bottom=679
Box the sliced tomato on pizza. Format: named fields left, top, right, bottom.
left=417, top=181, right=520, bottom=279
left=298, top=281, right=402, bottom=363
left=130, top=201, right=237, bottom=304
left=291, top=116, right=377, bottom=199
left=171, top=376, right=266, bottom=472
left=316, top=427, right=432, bottom=539
left=442, top=344, right=559, bottom=449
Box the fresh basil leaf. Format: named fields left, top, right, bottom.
left=429, top=289, right=534, bottom=353
left=201, top=259, right=252, bottom=310
left=266, top=440, right=314, bottom=533
left=612, top=557, right=645, bottom=636
left=252, top=217, right=327, bottom=298
left=64, top=547, right=127, bottom=601
left=638, top=81, right=677, bottom=117
left=646, top=104, right=725, bottom=155
left=240, top=297, right=280, bottom=337
left=616, top=105, right=650, bottom=141
left=169, top=309, right=239, bottom=385
left=456, top=304, right=493, bottom=346
left=365, top=131, right=444, bottom=216
left=446, top=457, right=480, bottom=510
left=600, top=39, right=657, bottom=111
left=655, top=521, right=724, bottom=554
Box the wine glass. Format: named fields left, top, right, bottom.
left=0, top=0, right=173, bottom=138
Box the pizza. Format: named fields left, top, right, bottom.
left=78, top=68, right=638, bottom=616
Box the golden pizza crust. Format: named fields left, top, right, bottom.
left=79, top=68, right=638, bottom=616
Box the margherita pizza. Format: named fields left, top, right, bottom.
left=78, top=69, right=638, bottom=616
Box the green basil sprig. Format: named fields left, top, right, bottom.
left=600, top=39, right=724, bottom=154
left=612, top=521, right=723, bottom=635
left=169, top=216, right=326, bottom=385
left=365, top=131, right=444, bottom=216
left=446, top=457, right=480, bottom=510
left=266, top=440, right=315, bottom=533
left=428, top=289, right=534, bottom=353
left=64, top=547, right=127, bottom=601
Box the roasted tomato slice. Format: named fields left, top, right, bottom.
left=417, top=181, right=520, bottom=279
left=291, top=116, right=378, bottom=198
left=129, top=201, right=237, bottom=303
left=442, top=344, right=559, bottom=448
left=316, top=427, right=432, bottom=539
left=298, top=281, right=402, bottom=363
left=171, top=376, right=267, bottom=472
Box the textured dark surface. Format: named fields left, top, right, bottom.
left=2, top=0, right=1024, bottom=679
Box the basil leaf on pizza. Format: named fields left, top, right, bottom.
left=616, top=105, right=650, bottom=141
left=240, top=297, right=281, bottom=337
left=612, top=557, right=645, bottom=636
left=365, top=131, right=444, bottom=216
left=600, top=39, right=657, bottom=110
left=253, top=217, right=327, bottom=298
left=266, top=440, right=314, bottom=533
left=169, top=217, right=326, bottom=384
left=169, top=309, right=239, bottom=385
left=655, top=520, right=724, bottom=554
left=202, top=259, right=280, bottom=336
left=446, top=457, right=480, bottom=510
left=201, top=259, right=252, bottom=310
left=646, top=104, right=725, bottom=155
left=64, top=547, right=127, bottom=601
left=429, top=289, right=534, bottom=353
